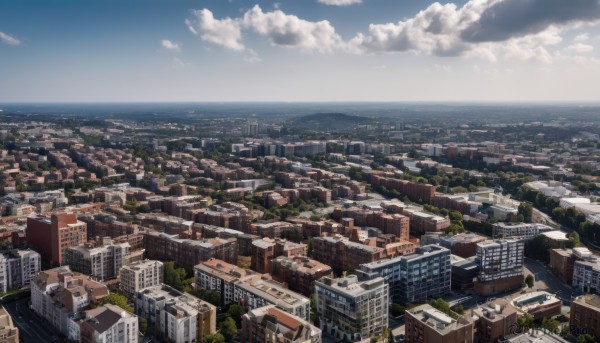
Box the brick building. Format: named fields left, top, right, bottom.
left=251, top=238, right=307, bottom=274
left=26, top=213, right=87, bottom=265
left=271, top=256, right=332, bottom=297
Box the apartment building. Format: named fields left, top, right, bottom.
left=0, top=306, right=18, bottom=343
left=357, top=245, right=451, bottom=304
left=471, top=299, right=517, bottom=343
left=251, top=238, right=307, bottom=274
left=312, top=235, right=385, bottom=274
left=405, top=304, right=473, bottom=343
left=271, top=255, right=332, bottom=297
left=135, top=284, right=216, bottom=343
left=63, top=238, right=139, bottom=281
left=241, top=305, right=322, bottom=343
left=143, top=231, right=238, bottom=271
left=492, top=222, right=553, bottom=241
left=422, top=233, right=486, bottom=258
left=79, top=304, right=138, bottom=343
left=26, top=213, right=87, bottom=264
left=234, top=278, right=311, bottom=321
left=0, top=249, right=41, bottom=293
left=570, top=294, right=600, bottom=338
left=31, top=266, right=109, bottom=334
left=119, top=260, right=164, bottom=298
left=315, top=275, right=388, bottom=342
left=475, top=240, right=524, bottom=296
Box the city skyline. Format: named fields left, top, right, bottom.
left=1, top=0, right=600, bottom=102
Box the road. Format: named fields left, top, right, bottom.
left=524, top=257, right=577, bottom=305
left=3, top=298, right=57, bottom=343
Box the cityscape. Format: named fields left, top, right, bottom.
left=2, top=1, right=600, bottom=343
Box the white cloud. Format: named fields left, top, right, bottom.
left=187, top=9, right=245, bottom=51
left=574, top=33, right=590, bottom=42
left=566, top=42, right=594, bottom=53
left=244, top=49, right=262, bottom=63
left=317, top=0, right=362, bottom=6
left=0, top=32, right=21, bottom=46
left=161, top=39, right=181, bottom=52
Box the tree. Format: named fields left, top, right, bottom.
left=164, top=262, right=187, bottom=291
left=138, top=317, right=148, bottom=335
left=203, top=333, right=226, bottom=343
left=517, top=314, right=534, bottom=329
left=567, top=232, right=582, bottom=248
left=518, top=203, right=533, bottom=223
left=219, top=317, right=237, bottom=343
left=453, top=304, right=465, bottom=315
left=525, top=274, right=535, bottom=288
left=227, top=304, right=245, bottom=327
left=576, top=334, right=596, bottom=343
left=541, top=317, right=559, bottom=333
left=99, top=293, right=133, bottom=313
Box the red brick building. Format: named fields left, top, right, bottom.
left=26, top=213, right=87, bottom=265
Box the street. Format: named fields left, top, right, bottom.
left=3, top=298, right=57, bottom=343
left=524, top=257, right=577, bottom=305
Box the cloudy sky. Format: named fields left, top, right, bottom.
left=1, top=0, right=600, bottom=102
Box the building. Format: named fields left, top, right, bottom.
left=570, top=294, right=600, bottom=338
left=143, top=231, right=238, bottom=271
left=251, top=238, right=307, bottom=274
left=475, top=240, right=524, bottom=296
left=0, top=249, right=41, bottom=293
left=241, top=305, right=322, bottom=343
left=26, top=213, right=87, bottom=264
left=489, top=205, right=518, bottom=221
left=471, top=299, right=517, bottom=343
left=234, top=278, right=311, bottom=321
left=119, top=260, right=164, bottom=298
left=451, top=256, right=479, bottom=290
left=315, top=275, right=388, bottom=342
left=549, top=249, right=576, bottom=284
left=31, top=266, right=109, bottom=334
left=572, top=257, right=600, bottom=294
left=63, top=238, right=138, bottom=281
left=422, top=233, right=486, bottom=258
left=271, top=255, right=332, bottom=297
left=312, top=235, right=385, bottom=274
left=492, top=222, right=554, bottom=241
left=405, top=304, right=473, bottom=343
left=0, top=306, right=18, bottom=343
left=194, top=258, right=260, bottom=308
left=135, top=284, right=217, bottom=343
left=357, top=245, right=451, bottom=304
left=511, top=291, right=562, bottom=320
left=79, top=304, right=138, bottom=343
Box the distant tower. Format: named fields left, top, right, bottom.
left=243, top=121, right=259, bottom=137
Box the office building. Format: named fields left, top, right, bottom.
left=315, top=275, right=388, bottom=342
left=405, top=304, right=473, bottom=343
left=357, top=245, right=451, bottom=304
left=119, top=260, right=164, bottom=298
left=475, top=240, right=524, bottom=296
left=241, top=305, right=321, bottom=343
left=26, top=213, right=87, bottom=264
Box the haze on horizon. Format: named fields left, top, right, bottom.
left=1, top=0, right=600, bottom=103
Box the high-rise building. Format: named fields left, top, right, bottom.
left=119, top=260, right=164, bottom=298
left=405, top=304, right=473, bottom=343
left=241, top=305, right=321, bottom=343
left=0, top=249, right=41, bottom=293
left=26, top=213, right=87, bottom=265
left=474, top=240, right=524, bottom=296
left=79, top=304, right=138, bottom=343
left=357, top=245, right=451, bottom=304
left=315, top=275, right=388, bottom=342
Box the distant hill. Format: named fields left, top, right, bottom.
left=286, top=112, right=372, bottom=131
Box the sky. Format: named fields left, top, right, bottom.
left=1, top=0, right=600, bottom=102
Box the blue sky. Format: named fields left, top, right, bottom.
left=1, top=0, right=600, bottom=102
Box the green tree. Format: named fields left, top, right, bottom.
left=203, top=333, right=226, bottom=343
left=525, top=274, right=535, bottom=288
left=518, top=203, right=533, bottom=223
left=138, top=317, right=148, bottom=335
left=541, top=317, right=559, bottom=333
left=164, top=262, right=187, bottom=291
left=219, top=317, right=237, bottom=343
left=576, top=334, right=596, bottom=343
left=517, top=314, right=534, bottom=329
left=567, top=232, right=582, bottom=248
left=227, top=304, right=245, bottom=327
left=99, top=293, right=133, bottom=313
left=453, top=304, right=465, bottom=315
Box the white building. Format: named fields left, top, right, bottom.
left=489, top=204, right=518, bottom=220
left=559, top=197, right=591, bottom=209
left=573, top=258, right=600, bottom=294
left=477, top=240, right=524, bottom=282
left=0, top=249, right=41, bottom=292
left=119, top=260, right=163, bottom=298
left=78, top=304, right=138, bottom=343
left=315, top=275, right=389, bottom=342
left=492, top=222, right=554, bottom=241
